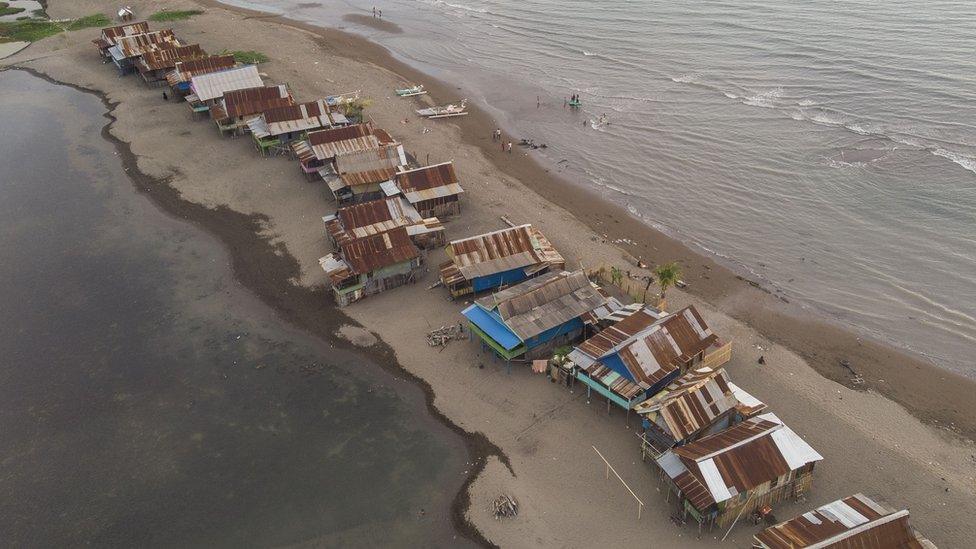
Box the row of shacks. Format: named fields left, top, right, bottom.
left=92, top=20, right=936, bottom=548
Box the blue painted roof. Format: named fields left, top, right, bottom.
left=462, top=304, right=522, bottom=350
left=600, top=352, right=636, bottom=382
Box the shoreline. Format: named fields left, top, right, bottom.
left=200, top=0, right=976, bottom=441
left=6, top=2, right=976, bottom=545
left=2, top=65, right=505, bottom=548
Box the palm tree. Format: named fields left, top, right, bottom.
left=653, top=262, right=682, bottom=302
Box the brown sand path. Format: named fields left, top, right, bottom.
left=5, top=1, right=975, bottom=546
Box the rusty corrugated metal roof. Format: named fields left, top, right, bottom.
left=636, top=367, right=737, bottom=443
left=397, top=162, right=458, bottom=192
left=326, top=197, right=438, bottom=245
left=443, top=224, right=564, bottom=282
left=338, top=227, right=419, bottom=275
left=665, top=413, right=822, bottom=508
left=334, top=144, right=405, bottom=174
left=755, top=494, right=928, bottom=549
left=101, top=21, right=149, bottom=45
left=577, top=306, right=662, bottom=359
left=340, top=167, right=397, bottom=188
left=115, top=30, right=179, bottom=58
left=624, top=306, right=717, bottom=384
left=138, top=44, right=205, bottom=71
left=395, top=162, right=464, bottom=203
left=219, top=85, right=293, bottom=120
left=473, top=271, right=607, bottom=341
left=308, top=123, right=373, bottom=146
left=166, top=55, right=236, bottom=86
left=313, top=135, right=380, bottom=160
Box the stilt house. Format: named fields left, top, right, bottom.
left=461, top=270, right=608, bottom=360
left=655, top=413, right=822, bottom=529
left=210, top=85, right=294, bottom=136
left=569, top=305, right=732, bottom=410
left=754, top=493, right=937, bottom=548
left=319, top=227, right=424, bottom=307
left=185, top=64, right=263, bottom=117
left=438, top=224, right=565, bottom=299
left=136, top=44, right=206, bottom=86
left=323, top=196, right=445, bottom=250
left=165, top=55, right=236, bottom=97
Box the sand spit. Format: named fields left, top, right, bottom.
left=4, top=1, right=976, bottom=546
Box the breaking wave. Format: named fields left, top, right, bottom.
left=932, top=149, right=976, bottom=175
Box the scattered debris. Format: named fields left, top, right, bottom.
left=491, top=494, right=519, bottom=519
left=427, top=324, right=466, bottom=347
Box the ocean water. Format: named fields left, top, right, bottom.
left=0, top=70, right=472, bottom=546
left=225, top=0, right=976, bottom=375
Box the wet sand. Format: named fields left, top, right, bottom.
left=5, top=1, right=976, bottom=546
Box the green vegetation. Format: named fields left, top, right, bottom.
left=342, top=98, right=373, bottom=123
left=223, top=49, right=269, bottom=64
left=652, top=261, right=682, bottom=301
left=0, top=13, right=108, bottom=43
left=148, top=9, right=204, bottom=22
left=66, top=14, right=111, bottom=30
left=0, top=2, right=27, bottom=17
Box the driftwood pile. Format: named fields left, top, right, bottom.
left=426, top=324, right=466, bottom=347
left=490, top=494, right=519, bottom=520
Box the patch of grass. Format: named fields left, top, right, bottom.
left=148, top=9, right=204, bottom=22
left=0, top=4, right=27, bottom=17
left=223, top=49, right=269, bottom=64
left=0, top=13, right=108, bottom=43
left=66, top=14, right=110, bottom=31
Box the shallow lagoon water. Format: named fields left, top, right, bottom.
left=0, top=70, right=471, bottom=547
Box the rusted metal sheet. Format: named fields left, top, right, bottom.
left=115, top=30, right=180, bottom=59
left=339, top=167, right=397, bottom=188
left=636, top=367, right=737, bottom=443
left=577, top=307, right=662, bottom=359
left=248, top=99, right=334, bottom=137
left=338, top=227, right=419, bottom=276
left=308, top=123, right=373, bottom=146
left=219, top=85, right=293, bottom=120
left=137, top=44, right=206, bottom=72
left=166, top=55, right=236, bottom=87
left=190, top=65, right=263, bottom=102
left=334, top=144, right=406, bottom=174
left=445, top=224, right=564, bottom=281
left=667, top=413, right=822, bottom=507
left=755, top=494, right=928, bottom=549
left=395, top=162, right=464, bottom=204
left=326, top=197, right=441, bottom=245
left=474, top=271, right=607, bottom=340
left=100, top=21, right=150, bottom=45
left=312, top=135, right=380, bottom=161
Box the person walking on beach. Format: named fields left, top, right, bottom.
left=372, top=6, right=376, bottom=17
left=506, top=141, right=513, bottom=154
left=162, top=91, right=168, bottom=101
left=379, top=9, right=383, bottom=18
left=495, top=128, right=501, bottom=141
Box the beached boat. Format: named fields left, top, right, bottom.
left=568, top=99, right=582, bottom=107
left=396, top=84, right=427, bottom=97
left=416, top=99, right=468, bottom=119
left=326, top=90, right=361, bottom=107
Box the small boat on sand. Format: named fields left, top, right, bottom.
left=416, top=99, right=468, bottom=119
left=396, top=84, right=427, bottom=97
left=568, top=99, right=582, bottom=108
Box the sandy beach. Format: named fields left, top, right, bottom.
left=5, top=1, right=976, bottom=546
